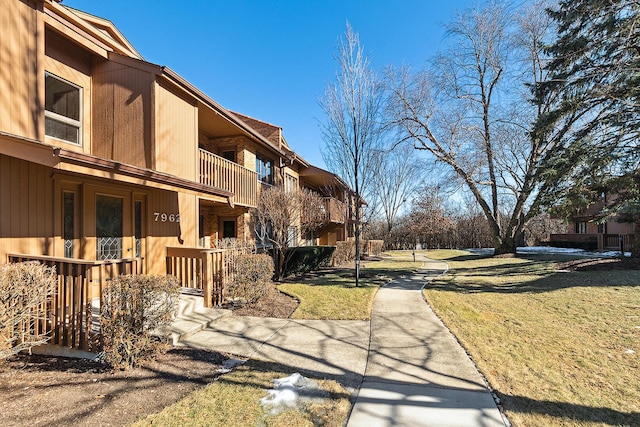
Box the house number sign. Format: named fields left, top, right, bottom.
left=154, top=212, right=181, bottom=223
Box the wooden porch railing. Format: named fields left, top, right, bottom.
left=166, top=247, right=226, bottom=307
left=6, top=254, right=142, bottom=353
left=604, top=234, right=635, bottom=252
left=199, top=149, right=258, bottom=207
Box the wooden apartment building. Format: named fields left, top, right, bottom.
left=0, top=0, right=355, bottom=353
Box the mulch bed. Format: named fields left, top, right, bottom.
left=0, top=348, right=228, bottom=427
left=224, top=284, right=299, bottom=318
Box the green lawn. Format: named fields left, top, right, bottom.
left=422, top=249, right=640, bottom=427
left=278, top=257, right=422, bottom=320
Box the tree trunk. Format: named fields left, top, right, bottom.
left=493, top=237, right=517, bottom=256
left=633, top=214, right=640, bottom=258
left=274, top=248, right=284, bottom=281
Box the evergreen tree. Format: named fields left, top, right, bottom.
left=535, top=0, right=640, bottom=256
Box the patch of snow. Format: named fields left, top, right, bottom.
left=217, top=357, right=245, bottom=374
left=260, top=373, right=328, bottom=415
left=465, top=246, right=632, bottom=258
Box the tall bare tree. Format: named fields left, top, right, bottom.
left=320, top=23, right=384, bottom=285
left=387, top=1, right=558, bottom=254
left=371, top=144, right=424, bottom=238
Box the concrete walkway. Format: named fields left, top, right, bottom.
left=347, top=257, right=505, bottom=427
left=181, top=256, right=506, bottom=426
left=181, top=316, right=369, bottom=390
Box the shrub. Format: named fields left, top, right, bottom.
left=282, top=246, right=335, bottom=277
left=366, top=240, right=384, bottom=257
left=333, top=241, right=355, bottom=266
left=226, top=253, right=274, bottom=304
left=100, top=275, right=179, bottom=369
left=0, top=262, right=56, bottom=360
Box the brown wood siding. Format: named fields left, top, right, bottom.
left=0, top=154, right=54, bottom=262
left=155, top=81, right=197, bottom=180
left=43, top=29, right=93, bottom=153
left=145, top=188, right=197, bottom=274
left=0, top=0, right=42, bottom=140
left=92, top=60, right=153, bottom=168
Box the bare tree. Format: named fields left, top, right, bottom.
left=409, top=186, right=456, bottom=249
left=371, top=144, right=424, bottom=238
left=320, top=23, right=384, bottom=285
left=387, top=1, right=558, bottom=254
left=251, top=186, right=325, bottom=280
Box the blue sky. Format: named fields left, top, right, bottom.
left=63, top=0, right=476, bottom=168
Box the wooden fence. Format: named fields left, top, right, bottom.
left=6, top=255, right=142, bottom=353
left=550, top=233, right=634, bottom=252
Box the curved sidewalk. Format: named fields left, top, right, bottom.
left=347, top=257, right=506, bottom=427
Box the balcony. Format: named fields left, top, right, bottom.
left=323, top=197, right=346, bottom=223
left=199, top=149, right=257, bottom=207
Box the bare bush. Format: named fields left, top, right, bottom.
left=226, top=254, right=274, bottom=305
left=0, top=262, right=56, bottom=360
left=100, top=275, right=179, bottom=369
left=367, top=240, right=384, bottom=257
left=333, top=240, right=355, bottom=266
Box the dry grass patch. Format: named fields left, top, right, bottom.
left=279, top=257, right=422, bottom=320
left=422, top=250, right=640, bottom=427
left=133, top=359, right=350, bottom=427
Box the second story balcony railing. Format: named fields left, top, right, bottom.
left=199, top=149, right=258, bottom=207
left=323, top=197, right=347, bottom=224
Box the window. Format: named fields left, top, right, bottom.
left=45, top=73, right=81, bottom=145
left=134, top=200, right=143, bottom=257
left=256, top=154, right=274, bottom=185
left=256, top=222, right=273, bottom=248
left=305, top=230, right=315, bottom=246
left=63, top=192, right=75, bottom=258
left=576, top=221, right=588, bottom=234
left=96, top=195, right=123, bottom=260
left=287, top=226, right=298, bottom=247
left=222, top=220, right=236, bottom=239
left=285, top=174, right=298, bottom=193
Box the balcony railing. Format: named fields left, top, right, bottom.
left=323, top=197, right=347, bottom=223
left=199, top=149, right=258, bottom=207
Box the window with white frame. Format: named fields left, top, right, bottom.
left=256, top=154, right=274, bottom=185
left=287, top=226, right=298, bottom=247
left=285, top=173, right=298, bottom=193
left=45, top=73, right=82, bottom=145
left=255, top=222, right=273, bottom=248
left=576, top=221, right=588, bottom=234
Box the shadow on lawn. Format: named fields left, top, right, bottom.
left=498, top=392, right=640, bottom=426
left=428, top=254, right=640, bottom=294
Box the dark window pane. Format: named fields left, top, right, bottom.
left=222, top=220, right=236, bottom=238
left=63, top=192, right=74, bottom=258
left=45, top=75, right=80, bottom=120
left=96, top=195, right=123, bottom=260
